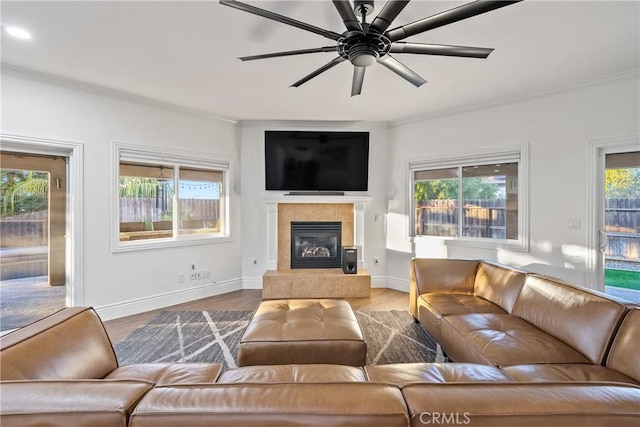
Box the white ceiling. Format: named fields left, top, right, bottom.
left=1, top=1, right=638, bottom=123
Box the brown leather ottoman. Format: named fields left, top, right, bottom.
left=237, top=299, right=367, bottom=366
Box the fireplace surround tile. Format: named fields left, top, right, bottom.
left=277, top=203, right=354, bottom=270
left=263, top=268, right=370, bottom=299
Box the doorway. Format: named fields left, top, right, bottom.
left=1, top=152, right=67, bottom=330
left=602, top=151, right=640, bottom=302
left=590, top=137, right=640, bottom=303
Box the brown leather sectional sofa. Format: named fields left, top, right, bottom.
left=1, top=258, right=639, bottom=426
left=410, top=258, right=639, bottom=384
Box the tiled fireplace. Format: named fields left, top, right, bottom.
left=262, top=196, right=371, bottom=299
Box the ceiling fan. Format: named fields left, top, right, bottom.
left=220, top=0, right=522, bottom=96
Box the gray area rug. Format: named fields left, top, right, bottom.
left=114, top=309, right=446, bottom=369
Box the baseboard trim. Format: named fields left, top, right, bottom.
left=95, top=279, right=242, bottom=321
left=242, top=277, right=263, bottom=289
left=371, top=276, right=388, bottom=288
left=94, top=275, right=409, bottom=321
left=384, top=276, right=410, bottom=293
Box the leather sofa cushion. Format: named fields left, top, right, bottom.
left=105, top=363, right=222, bottom=385
left=474, top=262, right=527, bottom=313
left=441, top=313, right=590, bottom=366
left=417, top=293, right=505, bottom=342
left=0, top=380, right=152, bottom=427
left=402, top=382, right=640, bottom=427
left=512, top=275, right=627, bottom=365
left=365, top=363, right=512, bottom=386
left=238, top=299, right=366, bottom=366
left=607, top=308, right=640, bottom=383
left=502, top=364, right=638, bottom=385
left=0, top=307, right=118, bottom=380
left=421, top=293, right=505, bottom=318
left=218, top=364, right=366, bottom=383
left=130, top=383, right=409, bottom=427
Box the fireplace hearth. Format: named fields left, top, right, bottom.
left=290, top=222, right=342, bottom=269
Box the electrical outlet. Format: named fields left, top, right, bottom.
left=203, top=270, right=211, bottom=280
left=178, top=273, right=185, bottom=283
left=374, top=257, right=380, bottom=265
left=567, top=219, right=581, bottom=229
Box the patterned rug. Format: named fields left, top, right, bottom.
left=114, top=309, right=446, bottom=368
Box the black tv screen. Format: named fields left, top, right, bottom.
left=265, top=131, right=369, bottom=192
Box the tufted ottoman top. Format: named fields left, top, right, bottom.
left=242, top=299, right=364, bottom=342
left=238, top=299, right=367, bottom=366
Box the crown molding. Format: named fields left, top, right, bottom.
left=1, top=63, right=239, bottom=125
left=3, top=62, right=637, bottom=127
left=239, top=120, right=389, bottom=128
left=392, top=68, right=640, bottom=126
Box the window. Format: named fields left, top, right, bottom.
left=114, top=143, right=231, bottom=250
left=409, top=145, right=528, bottom=250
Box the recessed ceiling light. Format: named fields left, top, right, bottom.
left=4, top=26, right=32, bottom=40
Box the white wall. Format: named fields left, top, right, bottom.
left=1, top=73, right=243, bottom=319
left=238, top=121, right=391, bottom=287
left=386, top=75, right=640, bottom=290
left=3, top=70, right=637, bottom=318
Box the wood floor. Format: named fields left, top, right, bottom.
left=103, top=288, right=409, bottom=343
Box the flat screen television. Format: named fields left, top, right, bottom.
left=265, top=130, right=369, bottom=192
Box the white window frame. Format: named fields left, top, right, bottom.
left=408, top=144, right=529, bottom=251
left=111, top=142, right=233, bottom=252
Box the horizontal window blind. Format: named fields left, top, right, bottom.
left=118, top=145, right=229, bottom=171
left=180, top=167, right=223, bottom=182
left=410, top=150, right=521, bottom=172
left=120, top=163, right=174, bottom=179
left=606, top=151, right=640, bottom=169
left=414, top=167, right=458, bottom=181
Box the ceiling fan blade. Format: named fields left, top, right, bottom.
left=332, top=0, right=363, bottom=32
left=220, top=0, right=342, bottom=41
left=390, top=42, right=493, bottom=58
left=291, top=57, right=347, bottom=88
left=351, top=66, right=366, bottom=97
left=370, top=1, right=411, bottom=33
left=240, top=46, right=338, bottom=61
left=377, top=55, right=426, bottom=87
left=385, top=0, right=523, bottom=42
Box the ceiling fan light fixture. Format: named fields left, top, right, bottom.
left=350, top=52, right=377, bottom=67
left=348, top=44, right=379, bottom=67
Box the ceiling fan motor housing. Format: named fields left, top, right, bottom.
left=338, top=30, right=391, bottom=67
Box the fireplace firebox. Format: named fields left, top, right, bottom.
left=290, top=222, right=342, bottom=269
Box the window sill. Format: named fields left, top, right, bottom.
left=412, top=235, right=529, bottom=252
left=112, top=234, right=232, bottom=253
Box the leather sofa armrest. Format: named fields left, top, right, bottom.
left=0, top=380, right=153, bottom=427
left=411, top=258, right=479, bottom=295
left=410, top=258, right=479, bottom=318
